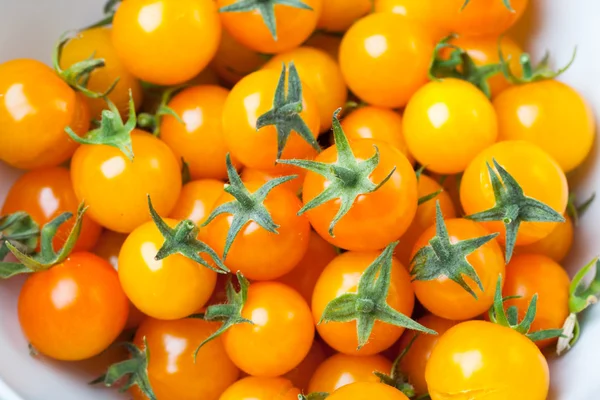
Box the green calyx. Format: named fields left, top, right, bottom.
left=411, top=201, right=498, bottom=299
left=0, top=212, right=39, bottom=278
left=91, top=340, right=156, bottom=400
left=299, top=394, right=329, bottom=400
left=53, top=32, right=119, bottom=99
left=567, top=192, right=596, bottom=226
left=278, top=109, right=396, bottom=237
left=202, top=154, right=296, bottom=260
left=181, top=158, right=192, bottom=185
left=147, top=196, right=228, bottom=274
left=137, top=85, right=185, bottom=136
left=0, top=203, right=87, bottom=278
left=219, top=0, right=313, bottom=41
left=190, top=272, right=253, bottom=358
left=557, top=258, right=600, bottom=355
left=465, top=159, right=565, bottom=263
left=374, top=334, right=418, bottom=397
left=319, top=242, right=437, bottom=350
left=65, top=90, right=137, bottom=160
left=429, top=35, right=503, bottom=98
left=462, top=0, right=513, bottom=11
left=256, top=62, right=321, bottom=159
left=488, top=275, right=564, bottom=342
left=500, top=45, right=577, bottom=84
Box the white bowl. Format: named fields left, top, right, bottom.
left=1, top=0, right=599, bottom=399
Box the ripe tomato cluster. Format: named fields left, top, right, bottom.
left=0, top=1, right=598, bottom=399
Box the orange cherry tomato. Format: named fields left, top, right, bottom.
left=217, top=0, right=322, bottom=54
left=283, top=339, right=328, bottom=391
left=317, top=0, right=372, bottom=32
left=426, top=320, right=549, bottom=400
left=2, top=167, right=102, bottom=252
left=460, top=140, right=569, bottom=246
left=308, top=353, right=392, bottom=393
left=403, top=78, right=498, bottom=175
left=222, top=282, right=315, bottom=377
left=130, top=318, right=239, bottom=400
left=263, top=46, right=348, bottom=132
left=339, top=13, right=433, bottom=108
left=70, top=130, right=182, bottom=233
left=374, top=0, right=448, bottom=39
left=515, top=215, right=573, bottom=263
left=341, top=106, right=413, bottom=163
left=112, top=0, right=221, bottom=85
left=440, top=0, right=529, bottom=37
left=240, top=163, right=307, bottom=194
left=328, top=382, right=409, bottom=400
left=93, top=230, right=146, bottom=330
left=494, top=80, right=595, bottom=172
left=277, top=231, right=338, bottom=304
left=206, top=181, right=310, bottom=281
left=211, top=29, right=267, bottom=86
left=411, top=218, right=505, bottom=320
left=312, top=251, right=415, bottom=355
left=0, top=59, right=90, bottom=169
left=222, top=68, right=320, bottom=170
left=396, top=315, right=458, bottom=395
left=220, top=377, right=301, bottom=400
left=18, top=252, right=128, bottom=361
left=395, top=175, right=457, bottom=266
left=118, top=219, right=217, bottom=320
left=502, top=253, right=570, bottom=349
left=161, top=85, right=238, bottom=180
left=304, top=32, right=342, bottom=60
left=59, top=27, right=143, bottom=119
left=303, top=140, right=417, bottom=251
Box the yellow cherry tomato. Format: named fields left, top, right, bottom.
left=328, top=382, right=410, bottom=400
left=317, top=0, right=372, bottom=32
left=515, top=215, right=573, bottom=263
left=304, top=32, right=342, bottom=60
left=211, top=29, right=267, bottom=86
left=220, top=377, right=301, bottom=400
left=374, top=0, right=448, bottom=39
left=440, top=0, right=529, bottom=37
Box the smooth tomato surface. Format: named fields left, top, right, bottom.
left=112, top=0, right=221, bottom=85
left=220, top=377, right=301, bottom=400
left=70, top=130, right=181, bottom=233
left=18, top=252, right=128, bottom=361
left=312, top=251, right=415, bottom=355
left=283, top=339, right=328, bottom=392
left=211, top=29, right=267, bottom=85
left=515, top=215, right=573, bottom=262
left=328, top=382, right=409, bottom=400
left=317, top=0, right=371, bottom=32
left=373, top=0, right=447, bottom=39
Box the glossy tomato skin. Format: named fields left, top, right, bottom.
left=2, top=167, right=102, bottom=252
left=308, top=353, right=392, bottom=393
left=217, top=0, right=322, bottom=54
left=303, top=140, right=418, bottom=251
left=18, top=252, right=128, bottom=361
left=503, top=254, right=570, bottom=349
left=312, top=251, right=415, bottom=355
left=494, top=80, right=595, bottom=172
left=112, top=0, right=221, bottom=85
left=411, top=218, right=505, bottom=320
left=206, top=181, right=310, bottom=281
left=440, top=0, right=529, bottom=37
left=339, top=13, right=433, bottom=108
left=460, top=141, right=569, bottom=246
left=59, top=27, right=143, bottom=119
left=317, top=0, right=371, bottom=32
left=395, top=175, right=457, bottom=266
left=328, top=382, right=410, bottom=400
left=220, top=377, right=301, bottom=400
left=341, top=106, right=413, bottom=163
left=277, top=231, right=338, bottom=304
left=515, top=215, right=573, bottom=263
left=283, top=339, right=328, bottom=392
left=403, top=78, right=498, bottom=175
left=263, top=47, right=348, bottom=132
left=426, top=320, right=549, bottom=400
left=240, top=163, right=307, bottom=195
left=0, top=59, right=90, bottom=170
left=130, top=318, right=239, bottom=400
left=222, top=282, right=315, bottom=377
left=118, top=218, right=217, bottom=320
left=222, top=69, right=320, bottom=170
left=397, top=315, right=458, bottom=395
left=211, top=29, right=267, bottom=86
left=161, top=85, right=238, bottom=181
left=70, top=130, right=182, bottom=233
left=374, top=0, right=447, bottom=38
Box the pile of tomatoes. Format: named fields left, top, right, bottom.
left=0, top=0, right=599, bottom=399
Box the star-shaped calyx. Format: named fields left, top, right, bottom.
left=465, top=159, right=565, bottom=262
left=278, top=109, right=396, bottom=237
left=500, top=45, right=577, bottom=84
left=411, top=201, right=499, bottom=299
left=0, top=212, right=39, bottom=277
left=319, top=242, right=437, bottom=350
left=219, top=0, right=313, bottom=40
left=202, top=154, right=297, bottom=260
left=256, top=62, right=321, bottom=160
